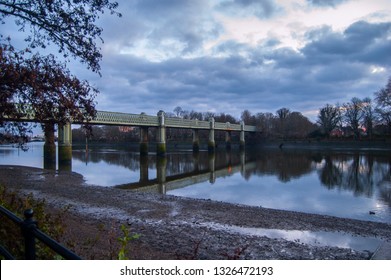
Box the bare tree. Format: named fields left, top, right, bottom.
left=361, top=97, right=376, bottom=138
left=343, top=98, right=365, bottom=138
left=317, top=104, right=341, bottom=137
left=375, top=76, right=391, bottom=133
left=275, top=107, right=291, bottom=138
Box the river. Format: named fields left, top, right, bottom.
left=1, top=142, right=390, bottom=224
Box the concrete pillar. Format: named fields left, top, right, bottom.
left=225, top=129, right=232, bottom=150
left=139, top=126, right=149, bottom=155
left=240, top=121, right=245, bottom=150
left=157, top=156, right=167, bottom=194
left=156, top=110, right=166, bottom=156
left=58, top=122, right=72, bottom=171
left=192, top=129, right=200, bottom=153
left=43, top=123, right=56, bottom=170
left=209, top=153, right=216, bottom=184
left=208, top=117, right=215, bottom=153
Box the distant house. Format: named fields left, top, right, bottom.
left=118, top=126, right=134, bottom=133
left=330, top=128, right=343, bottom=137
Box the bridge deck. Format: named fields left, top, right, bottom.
left=89, top=111, right=257, bottom=132
left=2, top=109, right=257, bottom=132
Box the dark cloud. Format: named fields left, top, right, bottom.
left=307, top=0, right=349, bottom=8
left=302, top=21, right=391, bottom=66
left=216, top=0, right=282, bottom=19
left=94, top=20, right=391, bottom=118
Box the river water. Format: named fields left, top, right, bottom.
left=1, top=142, right=390, bottom=224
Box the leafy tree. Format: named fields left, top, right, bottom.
left=0, top=0, right=121, bottom=73
left=317, top=104, right=341, bottom=137
left=0, top=0, right=121, bottom=139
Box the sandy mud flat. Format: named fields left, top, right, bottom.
left=1, top=165, right=390, bottom=259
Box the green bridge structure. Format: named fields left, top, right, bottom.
left=3, top=109, right=257, bottom=169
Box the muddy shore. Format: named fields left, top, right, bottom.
left=1, top=165, right=390, bottom=260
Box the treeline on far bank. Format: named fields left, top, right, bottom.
left=71, top=107, right=390, bottom=145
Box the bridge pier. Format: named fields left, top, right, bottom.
left=157, top=156, right=167, bottom=194
left=156, top=110, right=166, bottom=156
left=208, top=117, right=215, bottom=153
left=240, top=121, right=245, bottom=150
left=139, top=126, right=149, bottom=155
left=43, top=123, right=56, bottom=170
left=225, top=130, right=232, bottom=150
left=58, top=122, right=72, bottom=171
left=192, top=129, right=200, bottom=153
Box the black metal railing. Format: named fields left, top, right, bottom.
left=0, top=205, right=81, bottom=260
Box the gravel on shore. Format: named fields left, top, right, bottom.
left=1, top=165, right=390, bottom=260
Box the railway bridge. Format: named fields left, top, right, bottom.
left=3, top=109, right=257, bottom=168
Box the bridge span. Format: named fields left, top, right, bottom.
left=3, top=109, right=257, bottom=168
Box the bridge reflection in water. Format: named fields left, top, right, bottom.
left=115, top=152, right=254, bottom=194
left=71, top=148, right=253, bottom=194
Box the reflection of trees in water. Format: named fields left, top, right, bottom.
left=376, top=157, right=391, bottom=207
left=247, top=150, right=315, bottom=182
left=317, top=152, right=391, bottom=203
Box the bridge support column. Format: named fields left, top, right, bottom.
left=156, top=110, right=166, bottom=156
left=225, top=130, right=232, bottom=150
left=192, top=129, right=200, bottom=153
left=43, top=123, right=56, bottom=170
left=58, top=122, right=72, bottom=171
left=209, top=153, right=216, bottom=183
left=240, top=121, right=245, bottom=150
left=208, top=117, right=215, bottom=153
left=157, top=157, right=167, bottom=194
left=139, top=127, right=149, bottom=155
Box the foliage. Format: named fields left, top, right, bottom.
left=0, top=0, right=121, bottom=73
left=0, top=0, right=121, bottom=139
left=0, top=43, right=97, bottom=129
left=0, top=185, right=69, bottom=259
left=117, top=224, right=140, bottom=260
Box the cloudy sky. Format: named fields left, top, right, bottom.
left=4, top=0, right=391, bottom=121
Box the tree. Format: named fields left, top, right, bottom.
left=343, top=97, right=365, bottom=138
left=285, top=112, right=315, bottom=138
left=361, top=97, right=376, bottom=138
left=0, top=0, right=121, bottom=139
left=241, top=110, right=256, bottom=125
left=375, top=76, right=391, bottom=133
left=275, top=107, right=291, bottom=137
left=0, top=0, right=121, bottom=73
left=317, top=104, right=341, bottom=137
left=375, top=77, right=391, bottom=108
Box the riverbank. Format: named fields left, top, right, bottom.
left=1, top=165, right=391, bottom=260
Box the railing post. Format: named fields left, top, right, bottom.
left=21, top=209, right=37, bottom=260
